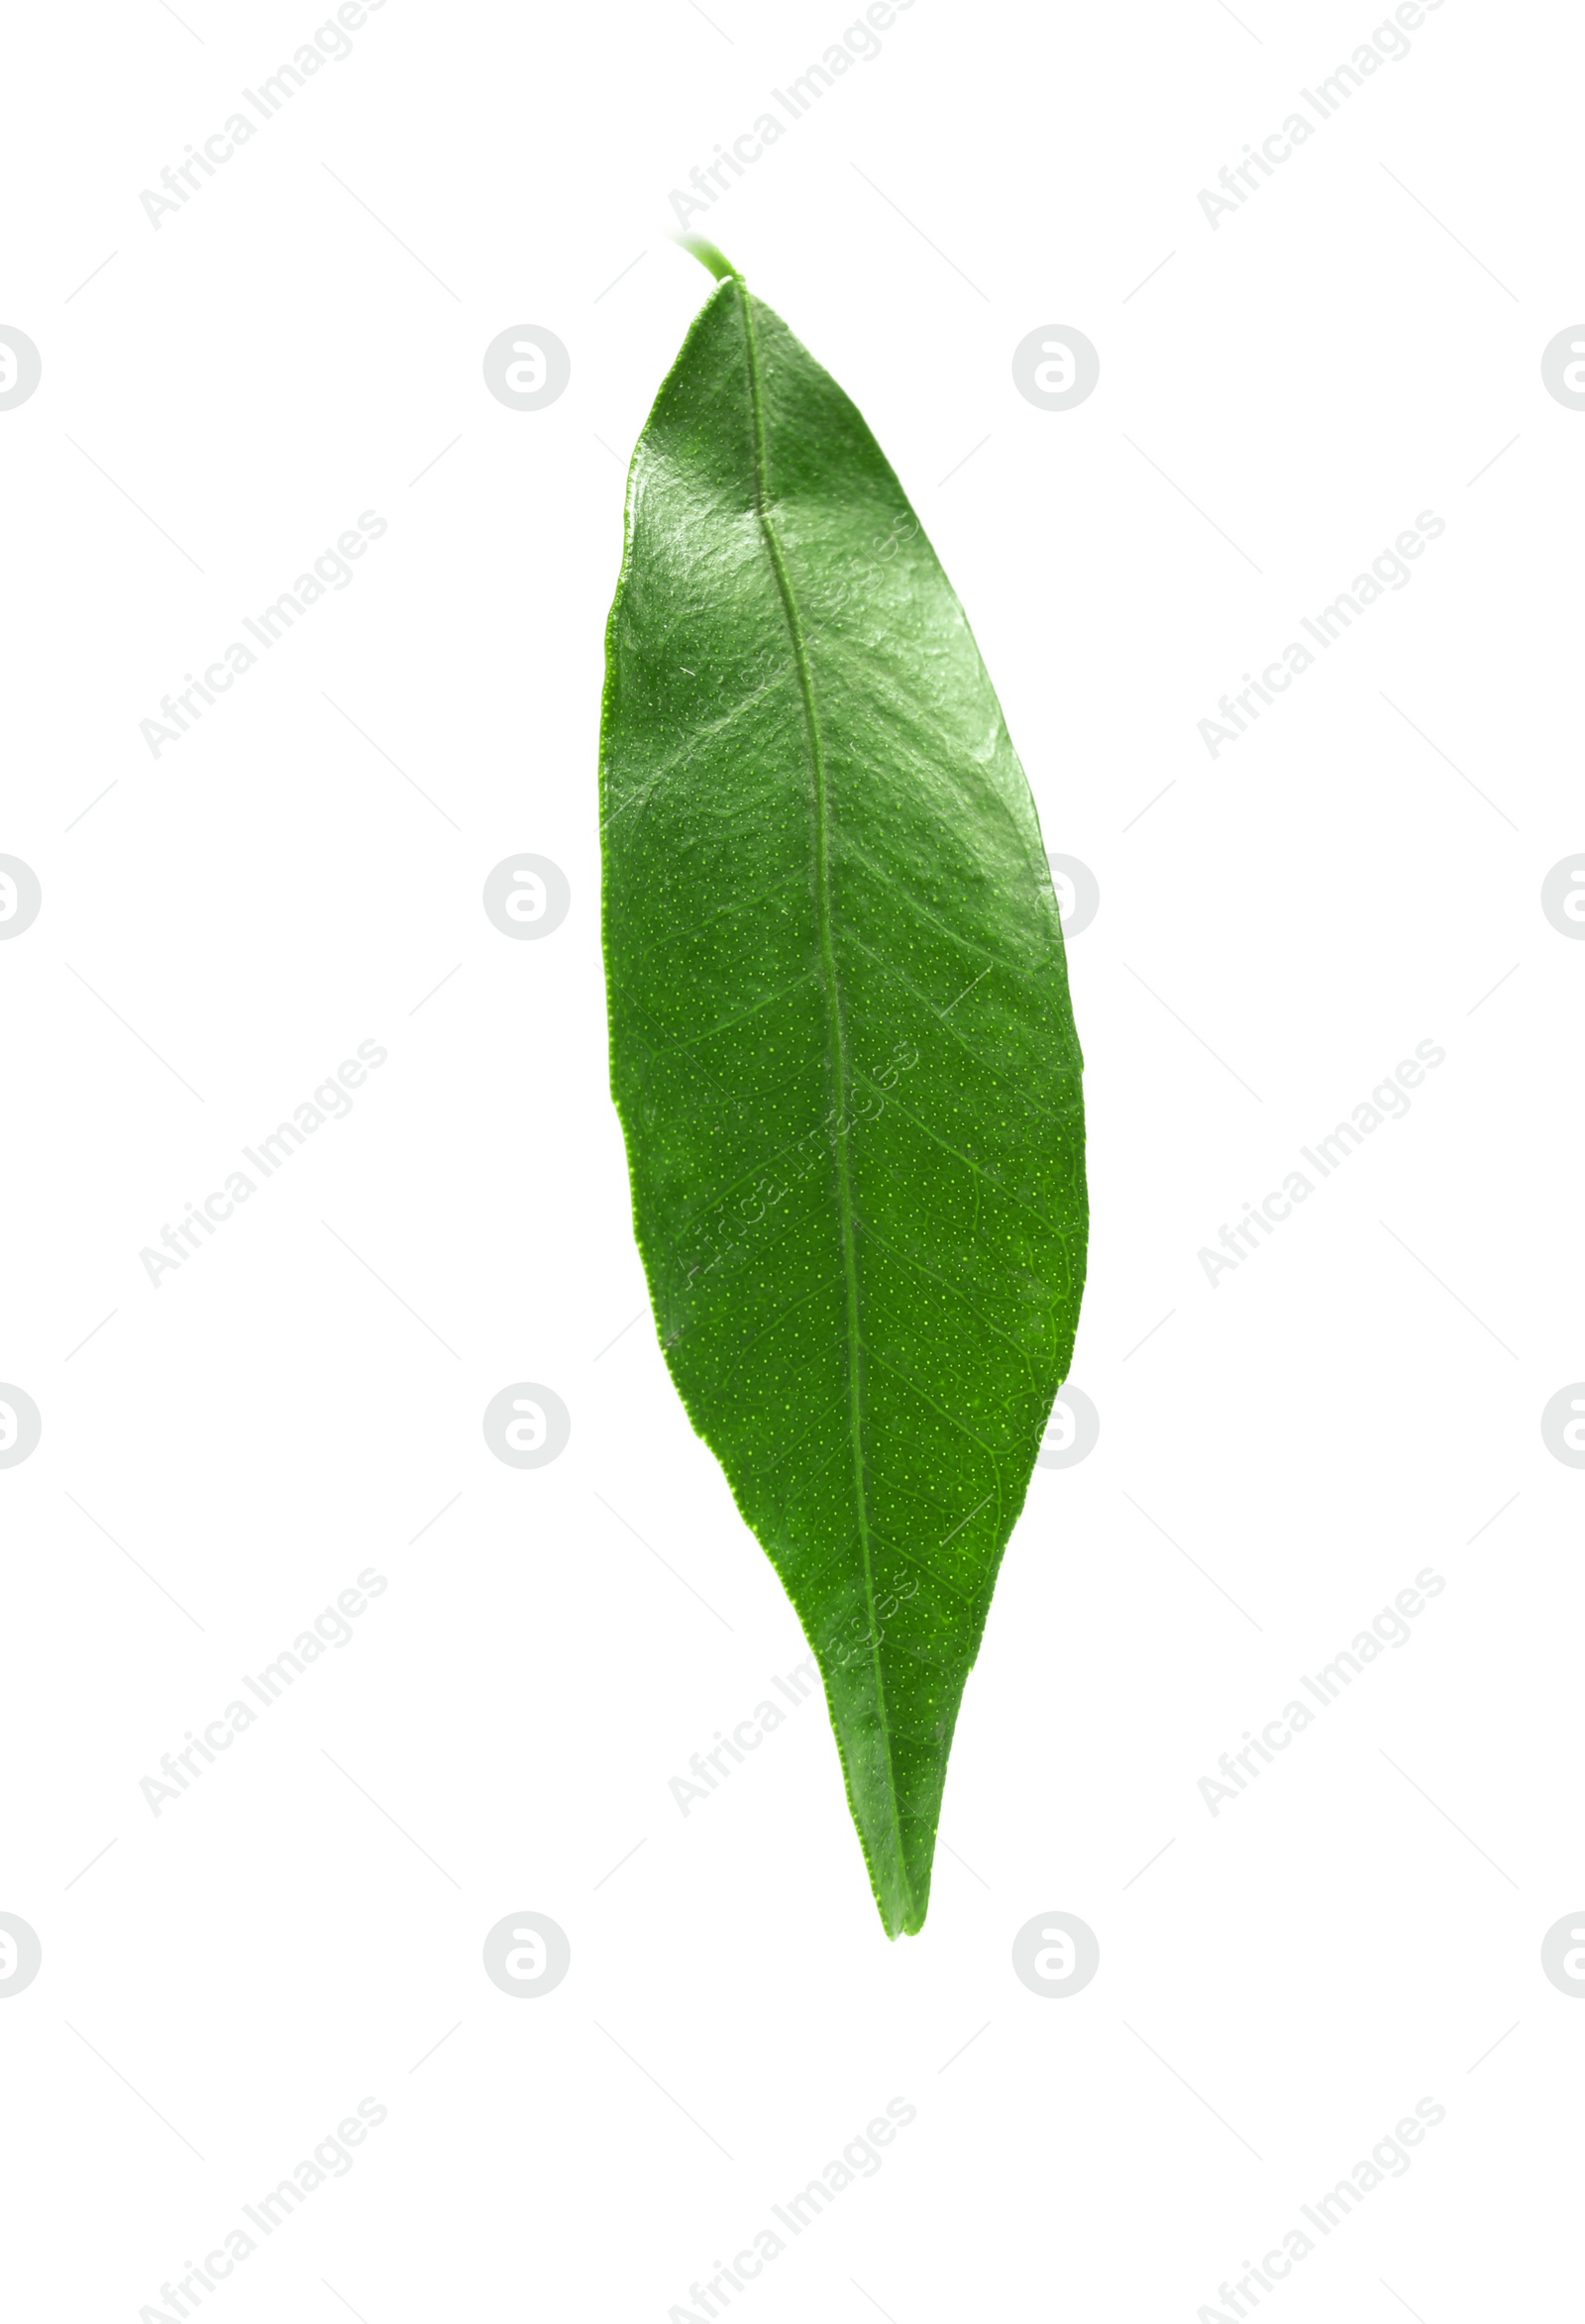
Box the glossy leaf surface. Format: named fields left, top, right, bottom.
left=599, top=257, right=1087, bottom=1935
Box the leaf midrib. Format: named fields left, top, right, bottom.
left=734, top=279, right=909, bottom=1916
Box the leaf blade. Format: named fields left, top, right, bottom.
left=600, top=270, right=1087, bottom=1935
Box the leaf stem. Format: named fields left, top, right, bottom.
left=675, top=233, right=740, bottom=281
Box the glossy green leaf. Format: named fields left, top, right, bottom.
left=599, top=248, right=1087, bottom=1936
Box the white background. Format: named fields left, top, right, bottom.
left=2, top=0, right=1581, bottom=2316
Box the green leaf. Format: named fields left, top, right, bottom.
left=599, top=251, right=1087, bottom=1937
